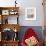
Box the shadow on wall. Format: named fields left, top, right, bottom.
left=18, top=26, right=43, bottom=44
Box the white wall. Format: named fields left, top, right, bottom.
left=0, top=0, right=44, bottom=26
left=0, top=0, right=15, bottom=7
left=18, top=0, right=44, bottom=26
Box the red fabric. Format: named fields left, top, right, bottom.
left=21, top=28, right=41, bottom=46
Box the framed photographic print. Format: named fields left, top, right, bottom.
left=2, top=10, right=9, bottom=15
left=25, top=7, right=36, bottom=20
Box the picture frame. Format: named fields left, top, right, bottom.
left=2, top=10, right=9, bottom=15
left=25, top=7, right=36, bottom=20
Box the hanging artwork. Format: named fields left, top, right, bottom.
left=25, top=7, right=36, bottom=20
left=2, top=10, right=9, bottom=15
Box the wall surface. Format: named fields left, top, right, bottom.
left=18, top=0, right=44, bottom=26
left=0, top=0, right=44, bottom=26
left=18, top=26, right=43, bottom=43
